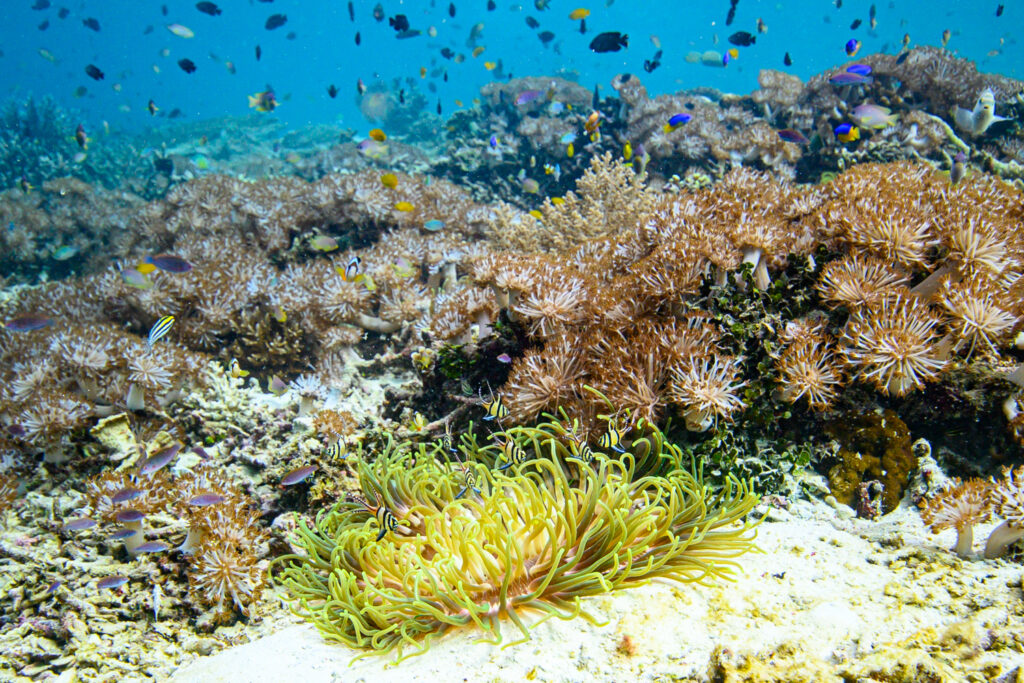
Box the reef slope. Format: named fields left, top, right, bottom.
left=171, top=500, right=1024, bottom=682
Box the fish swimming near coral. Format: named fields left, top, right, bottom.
left=480, top=386, right=510, bottom=421
left=281, top=465, right=318, bottom=486
left=597, top=421, right=628, bottom=453
left=349, top=493, right=401, bottom=540
left=834, top=123, right=860, bottom=143
left=139, top=443, right=181, bottom=475
left=589, top=31, right=627, bottom=53
left=337, top=255, right=362, bottom=282
left=953, top=87, right=1009, bottom=136
left=325, top=441, right=347, bottom=460
left=777, top=129, right=810, bottom=144
left=138, top=253, right=193, bottom=274
left=950, top=151, right=967, bottom=185
left=5, top=314, right=52, bottom=332
left=248, top=89, right=278, bottom=112
left=229, top=358, right=249, bottom=378
left=147, top=315, right=175, bottom=347
left=850, top=103, right=898, bottom=129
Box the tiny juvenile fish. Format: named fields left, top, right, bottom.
left=147, top=315, right=175, bottom=347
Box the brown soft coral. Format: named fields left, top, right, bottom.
left=921, top=478, right=993, bottom=557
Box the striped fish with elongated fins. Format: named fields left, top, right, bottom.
left=349, top=493, right=400, bottom=540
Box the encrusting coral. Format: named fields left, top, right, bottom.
left=272, top=412, right=761, bottom=660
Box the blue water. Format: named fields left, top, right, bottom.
left=0, top=0, right=1019, bottom=135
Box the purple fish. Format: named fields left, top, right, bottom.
left=777, top=129, right=810, bottom=144
left=111, top=487, right=143, bottom=504
left=828, top=72, right=873, bottom=85
left=5, top=314, right=52, bottom=332
left=187, top=493, right=226, bottom=506
left=191, top=446, right=211, bottom=459
left=281, top=465, right=317, bottom=486
left=109, top=528, right=139, bottom=540
left=47, top=580, right=62, bottom=593
left=6, top=424, right=26, bottom=438
left=134, top=540, right=171, bottom=553
left=115, top=509, right=146, bottom=523
left=98, top=575, right=129, bottom=589
left=496, top=353, right=512, bottom=363
left=846, top=64, right=872, bottom=75
left=62, top=517, right=96, bottom=531
left=515, top=89, right=542, bottom=105
left=139, top=443, right=181, bottom=475
left=143, top=254, right=193, bottom=273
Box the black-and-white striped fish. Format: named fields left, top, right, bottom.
left=147, top=315, right=174, bottom=347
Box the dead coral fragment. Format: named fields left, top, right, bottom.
left=920, top=478, right=992, bottom=557
left=273, top=419, right=760, bottom=661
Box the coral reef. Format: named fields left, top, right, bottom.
left=273, top=414, right=760, bottom=660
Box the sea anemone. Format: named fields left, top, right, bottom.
left=504, top=335, right=584, bottom=423
left=272, top=416, right=760, bottom=661
left=920, top=478, right=992, bottom=557
left=815, top=253, right=910, bottom=311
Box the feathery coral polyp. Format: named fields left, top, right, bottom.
left=839, top=294, right=948, bottom=396
left=667, top=355, right=747, bottom=432
left=920, top=478, right=992, bottom=557
left=273, top=418, right=760, bottom=661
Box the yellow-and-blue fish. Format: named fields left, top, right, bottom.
left=147, top=315, right=174, bottom=347
left=834, top=123, right=860, bottom=143
left=229, top=358, right=249, bottom=378
left=350, top=493, right=400, bottom=540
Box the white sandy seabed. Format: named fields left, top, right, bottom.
left=171, top=499, right=1024, bottom=683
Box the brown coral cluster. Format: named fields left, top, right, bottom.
left=1, top=167, right=502, bottom=459
left=84, top=451, right=268, bottom=618
left=456, top=156, right=1024, bottom=444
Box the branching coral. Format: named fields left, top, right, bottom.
left=272, top=416, right=760, bottom=660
